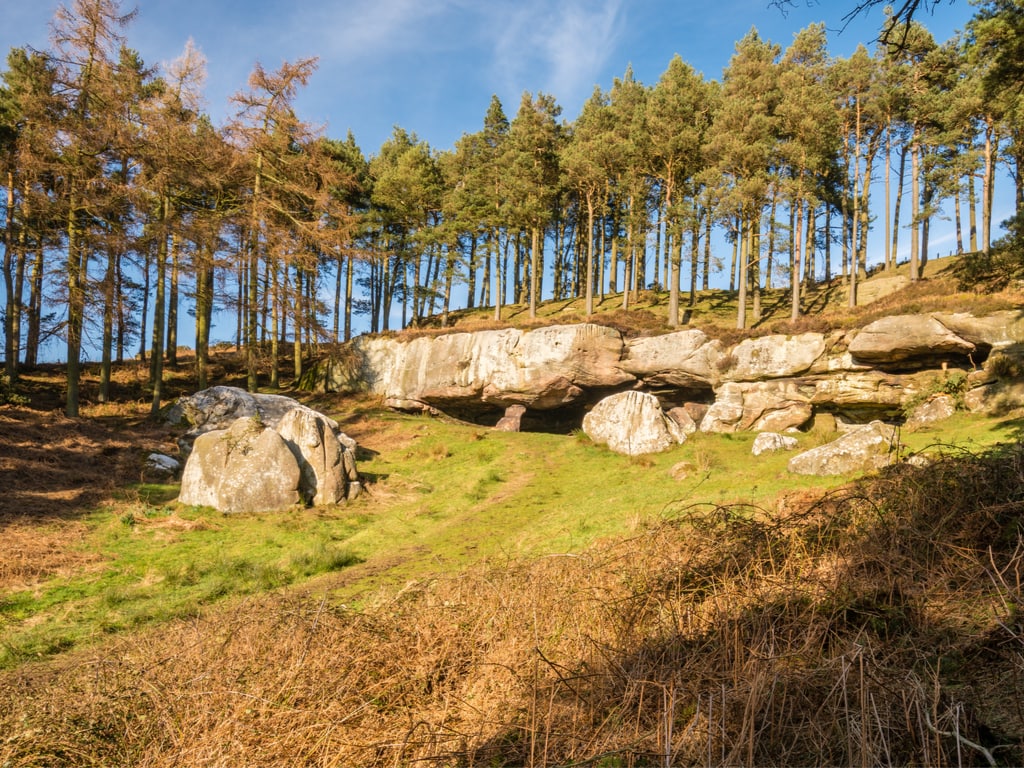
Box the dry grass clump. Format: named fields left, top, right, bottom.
left=2, top=444, right=1023, bottom=767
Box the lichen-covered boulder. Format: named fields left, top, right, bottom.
left=787, top=421, right=899, bottom=476
left=904, top=394, right=957, bottom=430
left=583, top=391, right=687, bottom=456
left=169, top=387, right=360, bottom=508
left=177, top=417, right=302, bottom=513
left=276, top=408, right=359, bottom=505
left=751, top=432, right=799, bottom=456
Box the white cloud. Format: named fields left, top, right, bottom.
left=486, top=0, right=625, bottom=104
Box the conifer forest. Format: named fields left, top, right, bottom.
left=1, top=0, right=1023, bottom=416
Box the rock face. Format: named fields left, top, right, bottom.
left=298, top=311, right=1024, bottom=433
left=787, top=421, right=899, bottom=476
left=724, top=333, right=828, bottom=380
left=178, top=417, right=303, bottom=513
left=700, top=381, right=813, bottom=433
left=171, top=387, right=360, bottom=512
left=848, top=315, right=977, bottom=366
left=582, top=391, right=687, bottom=456
left=356, top=323, right=632, bottom=414
left=622, top=330, right=723, bottom=388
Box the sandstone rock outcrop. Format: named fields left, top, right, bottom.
left=582, top=391, right=687, bottom=456
left=848, top=315, right=977, bottom=366
left=787, top=421, right=899, bottom=476
left=356, top=323, right=633, bottom=414
left=299, top=311, right=1024, bottom=433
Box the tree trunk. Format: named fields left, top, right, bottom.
left=99, top=246, right=116, bottom=403
left=910, top=136, right=920, bottom=282
left=3, top=174, right=17, bottom=381
left=167, top=242, right=179, bottom=367
left=65, top=188, right=85, bottom=418
left=792, top=197, right=803, bottom=322
left=529, top=226, right=540, bottom=318
left=736, top=213, right=748, bottom=330
left=585, top=194, right=595, bottom=316
left=150, top=200, right=169, bottom=418
left=25, top=244, right=43, bottom=367
left=892, top=143, right=906, bottom=268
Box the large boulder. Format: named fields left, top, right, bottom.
left=177, top=417, right=302, bottom=513
left=787, top=421, right=900, bottom=476
left=700, top=381, right=813, bottom=433
left=167, top=386, right=356, bottom=455
left=582, top=391, right=687, bottom=456
left=848, top=315, right=976, bottom=366
left=170, top=387, right=360, bottom=510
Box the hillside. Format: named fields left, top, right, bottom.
left=1, top=263, right=1023, bottom=766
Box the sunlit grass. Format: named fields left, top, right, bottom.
left=2, top=402, right=1020, bottom=669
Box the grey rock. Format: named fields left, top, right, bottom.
left=904, top=394, right=957, bottom=430
left=177, top=417, right=302, bottom=513
left=788, top=421, right=899, bottom=476
left=143, top=453, right=181, bottom=482
left=583, top=391, right=687, bottom=456
left=751, top=432, right=799, bottom=456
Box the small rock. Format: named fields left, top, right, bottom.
left=669, top=460, right=697, bottom=481
left=905, top=394, right=957, bottom=430
left=143, top=452, right=180, bottom=481
left=494, top=404, right=527, bottom=432
left=751, top=432, right=799, bottom=456
left=666, top=407, right=698, bottom=435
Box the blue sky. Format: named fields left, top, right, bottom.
left=2, top=0, right=981, bottom=156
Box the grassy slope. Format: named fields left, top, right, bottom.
left=0, top=259, right=1023, bottom=765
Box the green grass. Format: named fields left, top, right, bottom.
left=2, top=403, right=1021, bottom=669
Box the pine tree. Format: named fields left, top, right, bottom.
left=50, top=0, right=138, bottom=417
